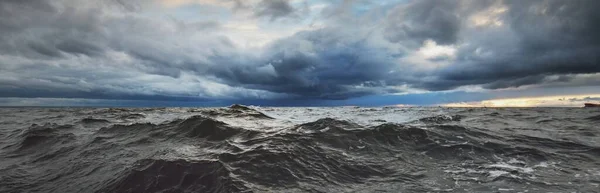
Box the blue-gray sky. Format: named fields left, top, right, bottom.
left=1, top=0, right=600, bottom=107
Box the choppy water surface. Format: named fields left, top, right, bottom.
left=1, top=106, right=599, bottom=192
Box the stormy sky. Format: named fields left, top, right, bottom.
left=1, top=0, right=600, bottom=106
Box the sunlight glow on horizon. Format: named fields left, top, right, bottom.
left=441, top=94, right=600, bottom=107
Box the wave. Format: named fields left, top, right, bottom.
left=11, top=124, right=75, bottom=151
left=97, top=123, right=157, bottom=135
left=418, top=115, right=464, bottom=124
left=218, top=147, right=391, bottom=188
left=202, top=105, right=273, bottom=119
left=118, top=113, right=145, bottom=120
left=91, top=118, right=397, bottom=191
left=219, top=132, right=393, bottom=189
left=287, top=119, right=513, bottom=165
left=177, top=116, right=259, bottom=140
left=99, top=159, right=248, bottom=193
left=586, top=114, right=600, bottom=121
left=80, top=117, right=110, bottom=124
left=97, top=115, right=259, bottom=142
left=291, top=118, right=545, bottom=162
left=295, top=118, right=361, bottom=132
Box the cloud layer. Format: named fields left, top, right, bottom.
left=1, top=0, right=599, bottom=103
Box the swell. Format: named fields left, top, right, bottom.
left=96, top=115, right=260, bottom=143
left=177, top=116, right=259, bottom=140
left=94, top=117, right=399, bottom=191
left=296, top=118, right=596, bottom=165
left=98, top=159, right=248, bottom=193
left=80, top=117, right=110, bottom=124
left=586, top=114, right=600, bottom=121
left=223, top=117, right=583, bottom=190
left=118, top=113, right=145, bottom=120
left=201, top=104, right=274, bottom=119
left=3, top=123, right=76, bottom=152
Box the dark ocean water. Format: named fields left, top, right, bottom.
left=1, top=106, right=599, bottom=192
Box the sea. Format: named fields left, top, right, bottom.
left=1, top=105, right=599, bottom=192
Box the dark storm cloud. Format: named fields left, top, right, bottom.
left=207, top=0, right=600, bottom=97
left=427, top=0, right=600, bottom=90
left=508, top=0, right=600, bottom=50
left=384, top=0, right=461, bottom=46
left=206, top=28, right=410, bottom=99
left=253, top=0, right=296, bottom=21
left=0, top=0, right=600, bottom=102
left=482, top=75, right=547, bottom=90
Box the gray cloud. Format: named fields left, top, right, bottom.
left=0, top=0, right=279, bottom=100
left=0, top=0, right=599, bottom=102
left=569, top=97, right=600, bottom=102
left=210, top=0, right=600, bottom=95
left=206, top=28, right=412, bottom=99
left=254, top=0, right=296, bottom=21
left=407, top=0, right=600, bottom=90
left=384, top=0, right=461, bottom=46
